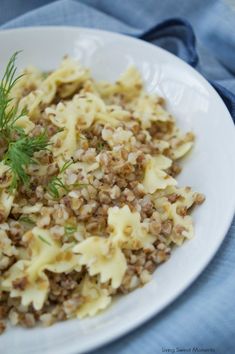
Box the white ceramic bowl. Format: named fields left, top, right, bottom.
left=0, top=27, right=235, bottom=354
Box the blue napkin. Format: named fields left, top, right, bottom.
left=1, top=1, right=235, bottom=353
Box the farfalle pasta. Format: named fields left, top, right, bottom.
left=0, top=57, right=204, bottom=333
left=73, top=236, right=127, bottom=288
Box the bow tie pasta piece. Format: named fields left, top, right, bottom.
left=75, top=276, right=111, bottom=318
left=17, top=89, right=44, bottom=119
left=93, top=105, right=131, bottom=128
left=96, top=66, right=142, bottom=103
left=10, top=66, right=43, bottom=104
left=17, top=58, right=89, bottom=119
left=154, top=186, right=198, bottom=245
left=1, top=227, right=81, bottom=310
left=126, top=93, right=174, bottom=129
left=47, top=103, right=77, bottom=160
left=0, top=229, right=18, bottom=258
left=54, top=57, right=90, bottom=83
left=11, top=202, right=42, bottom=219
left=64, top=93, right=120, bottom=128
left=46, top=243, right=81, bottom=273
left=0, top=229, right=18, bottom=271
left=0, top=189, right=15, bottom=220
left=175, top=186, right=198, bottom=208
left=17, top=272, right=49, bottom=310
left=21, top=203, right=43, bottom=214
left=108, top=205, right=156, bottom=249
left=47, top=93, right=109, bottom=159
left=47, top=94, right=128, bottom=161
left=0, top=162, right=15, bottom=189
left=1, top=260, right=49, bottom=310
left=153, top=155, right=173, bottom=170
left=67, top=161, right=99, bottom=181
left=143, top=155, right=177, bottom=194
left=106, top=105, right=131, bottom=121
left=70, top=93, right=107, bottom=129
left=153, top=139, right=170, bottom=153
left=0, top=166, right=16, bottom=219
left=102, top=126, right=133, bottom=147
left=67, top=93, right=124, bottom=128
left=154, top=186, right=198, bottom=211
left=96, top=112, right=121, bottom=127
left=14, top=115, right=35, bottom=134
left=40, top=57, right=90, bottom=104
left=169, top=207, right=193, bottom=244
left=26, top=228, right=81, bottom=278
left=168, top=187, right=199, bottom=244
left=73, top=236, right=127, bottom=288
left=171, top=141, right=193, bottom=160
left=47, top=92, right=106, bottom=130
left=169, top=133, right=194, bottom=160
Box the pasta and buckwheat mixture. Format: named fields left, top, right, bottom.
left=0, top=54, right=204, bottom=332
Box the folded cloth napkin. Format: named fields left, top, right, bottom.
left=1, top=0, right=235, bottom=353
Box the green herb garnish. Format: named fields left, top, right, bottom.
left=47, top=160, right=73, bottom=199
left=0, top=51, right=26, bottom=140
left=41, top=71, right=50, bottom=80
left=60, top=160, right=73, bottom=173
left=19, top=216, right=36, bottom=225
left=38, top=235, right=52, bottom=246
left=0, top=52, right=50, bottom=190
left=55, top=127, right=65, bottom=134
left=64, top=225, right=77, bottom=235
left=48, top=176, right=68, bottom=199
left=78, top=134, right=86, bottom=141
left=4, top=132, right=49, bottom=189
left=97, top=141, right=105, bottom=152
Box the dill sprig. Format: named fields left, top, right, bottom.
left=18, top=216, right=36, bottom=225
left=47, top=159, right=90, bottom=199
left=97, top=141, right=105, bottom=152
left=38, top=235, right=52, bottom=246
left=48, top=177, right=68, bottom=199
left=47, top=160, right=73, bottom=199
left=0, top=52, right=50, bottom=190
left=0, top=52, right=26, bottom=139
left=64, top=225, right=77, bottom=235
left=4, top=132, right=49, bottom=190
left=60, top=160, right=74, bottom=173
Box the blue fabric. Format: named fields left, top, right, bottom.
left=1, top=1, right=235, bottom=353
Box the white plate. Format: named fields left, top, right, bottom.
left=0, top=27, right=235, bottom=354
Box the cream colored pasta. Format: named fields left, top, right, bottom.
left=0, top=57, right=204, bottom=332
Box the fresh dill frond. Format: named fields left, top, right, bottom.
left=18, top=216, right=36, bottom=225
left=0, top=53, right=50, bottom=190
left=55, top=127, right=65, bottom=134
left=60, top=160, right=74, bottom=174
left=97, top=141, right=105, bottom=152
left=64, top=225, right=77, bottom=235
left=0, top=52, right=26, bottom=139
left=78, top=134, right=86, bottom=141
left=41, top=71, right=50, bottom=80
left=48, top=176, right=68, bottom=199
left=38, top=235, right=52, bottom=246
left=47, top=159, right=73, bottom=199
left=4, top=132, right=49, bottom=189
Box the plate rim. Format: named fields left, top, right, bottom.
left=0, top=25, right=235, bottom=354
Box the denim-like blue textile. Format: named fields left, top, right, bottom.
left=1, top=1, right=235, bottom=353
